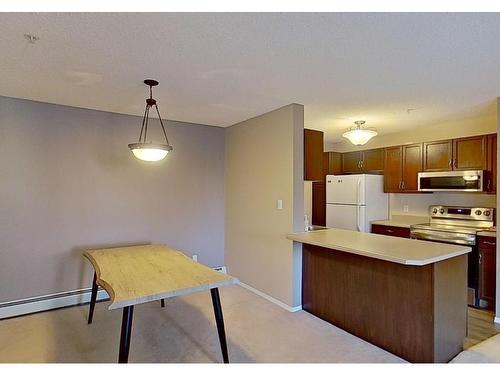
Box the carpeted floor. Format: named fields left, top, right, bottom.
left=0, top=285, right=405, bottom=363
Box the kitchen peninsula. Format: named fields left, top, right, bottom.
left=287, top=228, right=471, bottom=363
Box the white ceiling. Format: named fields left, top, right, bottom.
left=1, top=12, right=500, bottom=143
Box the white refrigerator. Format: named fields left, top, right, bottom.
left=326, top=174, right=388, bottom=232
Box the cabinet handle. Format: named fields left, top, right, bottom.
left=479, top=253, right=482, bottom=264
left=448, top=159, right=452, bottom=167
left=487, top=180, right=491, bottom=191
left=401, top=181, right=405, bottom=190
left=453, top=158, right=457, bottom=168
left=482, top=241, right=496, bottom=246
left=386, top=229, right=394, bottom=233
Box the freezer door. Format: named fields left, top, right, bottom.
left=326, top=204, right=366, bottom=232
left=326, top=174, right=366, bottom=205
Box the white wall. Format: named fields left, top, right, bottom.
left=224, top=104, right=304, bottom=308
left=390, top=193, right=496, bottom=217
left=0, top=96, right=225, bottom=303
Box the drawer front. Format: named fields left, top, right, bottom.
left=478, top=236, right=496, bottom=249
left=371, top=224, right=410, bottom=238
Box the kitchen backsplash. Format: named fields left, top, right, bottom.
left=390, top=193, right=497, bottom=217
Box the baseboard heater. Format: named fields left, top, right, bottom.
left=0, top=266, right=227, bottom=320
left=0, top=287, right=110, bottom=320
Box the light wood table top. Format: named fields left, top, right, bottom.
left=83, top=244, right=238, bottom=309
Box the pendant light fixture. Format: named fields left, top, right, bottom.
left=342, top=120, right=378, bottom=146
left=128, top=79, right=173, bottom=162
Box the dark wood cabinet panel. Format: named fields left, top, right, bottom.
left=341, top=151, right=362, bottom=174
left=362, top=148, right=384, bottom=172
left=371, top=224, right=410, bottom=238
left=478, top=236, right=496, bottom=309
left=383, top=146, right=403, bottom=193
left=423, top=140, right=453, bottom=172
left=487, top=133, right=497, bottom=193
left=327, top=152, right=342, bottom=175
left=402, top=143, right=423, bottom=192
left=311, top=182, right=326, bottom=226
left=304, top=129, right=324, bottom=181
left=453, top=135, right=487, bottom=170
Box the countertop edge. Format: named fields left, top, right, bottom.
left=286, top=234, right=471, bottom=266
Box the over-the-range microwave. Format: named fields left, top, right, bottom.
left=417, top=170, right=484, bottom=192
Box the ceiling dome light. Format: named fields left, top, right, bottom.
left=128, top=80, right=173, bottom=162
left=342, top=120, right=378, bottom=146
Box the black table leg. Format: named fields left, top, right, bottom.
left=118, top=305, right=134, bottom=363
left=87, top=272, right=98, bottom=324
left=160, top=299, right=165, bottom=308
left=210, top=288, right=229, bottom=363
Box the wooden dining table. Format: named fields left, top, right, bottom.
left=83, top=244, right=238, bottom=363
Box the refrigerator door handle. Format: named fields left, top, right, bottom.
left=356, top=178, right=361, bottom=205
left=356, top=205, right=361, bottom=232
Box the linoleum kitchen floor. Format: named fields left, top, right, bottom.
left=0, top=285, right=404, bottom=363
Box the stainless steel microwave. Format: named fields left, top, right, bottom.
left=417, top=170, right=484, bottom=192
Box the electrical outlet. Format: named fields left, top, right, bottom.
left=403, top=205, right=409, bottom=213
left=192, top=254, right=198, bottom=262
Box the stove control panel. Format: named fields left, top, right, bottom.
left=429, top=205, right=494, bottom=221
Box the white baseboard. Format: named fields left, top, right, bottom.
left=238, top=281, right=302, bottom=313
left=0, top=288, right=109, bottom=320
left=494, top=316, right=500, bottom=324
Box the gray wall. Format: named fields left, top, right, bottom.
left=0, top=96, right=225, bottom=302
left=224, top=104, right=304, bottom=308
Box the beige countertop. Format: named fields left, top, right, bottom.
left=371, top=215, right=429, bottom=229
left=477, top=230, right=497, bottom=238
left=287, top=228, right=470, bottom=266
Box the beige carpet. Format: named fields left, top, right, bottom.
left=0, top=285, right=405, bottom=363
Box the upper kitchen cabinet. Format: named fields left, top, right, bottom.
left=423, top=135, right=488, bottom=172
left=326, top=152, right=342, bottom=176
left=423, top=140, right=453, bottom=171
left=304, top=129, right=324, bottom=181
left=383, top=146, right=402, bottom=192
left=487, top=133, right=497, bottom=192
left=341, top=151, right=362, bottom=173
left=341, top=149, right=384, bottom=174
left=383, top=143, right=422, bottom=193
left=452, top=135, right=487, bottom=170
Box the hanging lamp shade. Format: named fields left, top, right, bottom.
left=342, top=120, right=378, bottom=145
left=128, top=80, right=173, bottom=162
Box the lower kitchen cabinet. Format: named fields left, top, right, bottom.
left=372, top=224, right=410, bottom=239
left=478, top=235, right=496, bottom=310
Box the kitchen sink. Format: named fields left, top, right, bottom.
left=307, top=225, right=328, bottom=231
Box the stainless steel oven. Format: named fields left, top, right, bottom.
left=410, top=205, right=494, bottom=307
left=417, top=170, right=484, bottom=192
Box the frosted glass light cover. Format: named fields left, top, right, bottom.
left=128, top=143, right=172, bottom=162
left=131, top=148, right=169, bottom=161
left=342, top=128, right=378, bottom=145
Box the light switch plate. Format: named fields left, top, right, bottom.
left=277, top=199, right=283, bottom=210
left=403, top=205, right=409, bottom=213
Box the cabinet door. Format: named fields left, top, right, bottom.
left=478, top=237, right=496, bottom=307
left=304, top=129, right=324, bottom=181
left=372, top=224, right=410, bottom=238
left=402, top=144, right=422, bottom=192
left=383, top=146, right=402, bottom=193
left=487, top=134, right=497, bottom=193
left=342, top=151, right=362, bottom=174
left=312, top=181, right=326, bottom=226
left=327, top=152, right=342, bottom=176
left=361, top=148, right=384, bottom=173
left=423, top=140, right=453, bottom=171
left=452, top=135, right=487, bottom=170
